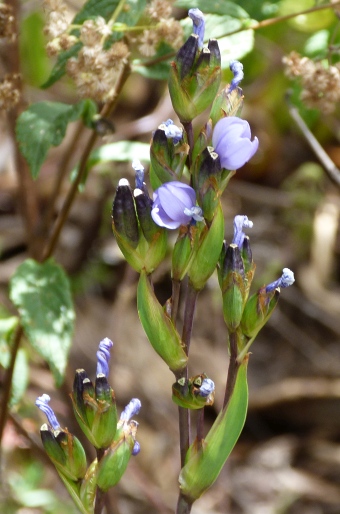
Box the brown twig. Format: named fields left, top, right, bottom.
left=223, top=331, right=240, bottom=409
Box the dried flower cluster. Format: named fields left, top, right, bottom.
left=66, top=18, right=129, bottom=101
left=0, top=74, right=21, bottom=110
left=0, top=3, right=16, bottom=41
left=283, top=51, right=340, bottom=114
left=138, top=0, right=183, bottom=57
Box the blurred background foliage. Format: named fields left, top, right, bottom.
left=1, top=0, right=340, bottom=513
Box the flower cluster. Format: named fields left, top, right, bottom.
left=283, top=51, right=340, bottom=114
left=138, top=0, right=183, bottom=57
left=66, top=18, right=129, bottom=101
left=0, top=74, right=21, bottom=111
left=0, top=3, right=16, bottom=41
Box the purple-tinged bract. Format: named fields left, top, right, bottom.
left=212, top=116, right=259, bottom=170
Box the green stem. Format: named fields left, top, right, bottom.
left=223, top=331, right=240, bottom=409
left=171, top=279, right=181, bottom=324
left=0, top=325, right=23, bottom=451
left=176, top=492, right=193, bottom=514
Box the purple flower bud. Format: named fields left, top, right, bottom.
left=96, top=337, right=113, bottom=378
left=229, top=60, right=244, bottom=92
left=265, top=268, right=295, bottom=292
left=132, top=159, right=145, bottom=190
left=232, top=215, right=253, bottom=248
left=35, top=394, right=60, bottom=431
left=212, top=117, right=259, bottom=170
left=188, top=8, right=205, bottom=48
left=120, top=398, right=141, bottom=423
left=132, top=440, right=141, bottom=455
left=198, top=378, right=215, bottom=398
left=151, top=181, right=203, bottom=229
left=162, top=119, right=183, bottom=144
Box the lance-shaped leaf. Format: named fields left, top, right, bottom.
left=179, top=357, right=248, bottom=501
left=9, top=259, right=75, bottom=386
left=137, top=270, right=188, bottom=372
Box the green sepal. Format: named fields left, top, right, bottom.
left=96, top=438, right=133, bottom=492
left=238, top=287, right=280, bottom=360
left=40, top=424, right=87, bottom=482
left=149, top=126, right=189, bottom=190
left=191, top=120, right=211, bottom=166
left=219, top=244, right=247, bottom=332
left=80, top=459, right=98, bottom=513
left=137, top=270, right=188, bottom=372
left=90, top=375, right=118, bottom=449
left=210, top=86, right=244, bottom=127
left=168, top=37, right=221, bottom=123
left=172, top=374, right=215, bottom=410
left=179, top=356, right=249, bottom=501
left=172, top=224, right=200, bottom=282
left=188, top=203, right=224, bottom=291
left=112, top=181, right=140, bottom=249
left=71, top=372, right=99, bottom=448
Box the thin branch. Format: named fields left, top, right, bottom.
left=288, top=102, right=340, bottom=188
left=0, top=325, right=23, bottom=450
left=42, top=61, right=131, bottom=260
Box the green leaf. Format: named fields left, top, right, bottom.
left=42, top=42, right=83, bottom=89
left=0, top=316, right=19, bottom=368
left=16, top=100, right=97, bottom=179
left=174, top=0, right=250, bottom=19
left=179, top=357, right=249, bottom=500
left=10, top=349, right=29, bottom=408
left=86, top=141, right=150, bottom=171
left=20, top=12, right=51, bottom=86
left=9, top=259, right=75, bottom=386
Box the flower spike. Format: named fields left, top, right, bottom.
left=266, top=268, right=295, bottom=292
left=232, top=215, right=253, bottom=248
left=96, top=337, right=113, bottom=378
left=35, top=394, right=60, bottom=431
left=188, top=8, right=205, bottom=48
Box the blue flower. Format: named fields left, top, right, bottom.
left=162, top=119, right=183, bottom=144
left=188, top=8, right=205, bottom=48
left=232, top=215, right=253, bottom=248
left=35, top=394, right=60, bottom=431
left=198, top=378, right=215, bottom=398
left=151, top=181, right=203, bottom=229
left=119, top=398, right=141, bottom=423
left=212, top=116, right=259, bottom=170
left=96, top=337, right=113, bottom=378
left=229, top=60, right=244, bottom=92
left=266, top=268, right=295, bottom=292
left=132, top=159, right=145, bottom=190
